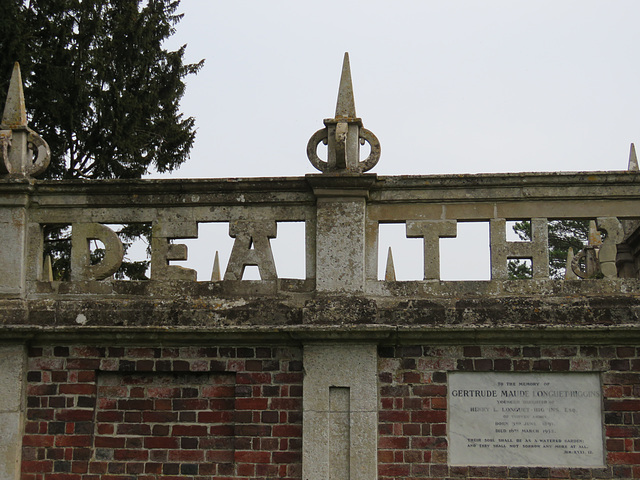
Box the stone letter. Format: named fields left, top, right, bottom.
left=490, top=218, right=549, bottom=279
left=224, top=220, right=277, bottom=281
left=150, top=221, right=198, bottom=281
left=71, top=223, right=124, bottom=281
left=406, top=220, right=457, bottom=280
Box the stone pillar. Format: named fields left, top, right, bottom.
left=303, top=53, right=380, bottom=480
left=0, top=191, right=30, bottom=296
left=0, top=345, right=26, bottom=480
left=0, top=63, right=50, bottom=294
left=307, top=175, right=376, bottom=293
left=302, top=344, right=378, bottom=480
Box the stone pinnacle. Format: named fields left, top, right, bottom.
left=629, top=143, right=638, bottom=171
left=335, top=52, right=356, bottom=119
left=1, top=62, right=27, bottom=128
left=385, top=247, right=396, bottom=282
left=211, top=251, right=221, bottom=281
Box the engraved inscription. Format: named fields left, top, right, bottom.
left=448, top=372, right=604, bottom=467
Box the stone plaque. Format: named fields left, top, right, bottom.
left=448, top=372, right=604, bottom=467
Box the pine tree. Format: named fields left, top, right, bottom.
left=0, top=0, right=203, bottom=279
left=1, top=0, right=203, bottom=179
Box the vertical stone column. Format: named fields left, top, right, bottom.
left=303, top=344, right=378, bottom=480
left=307, top=175, right=376, bottom=293
left=0, top=345, right=26, bottom=480
left=0, top=191, right=30, bottom=296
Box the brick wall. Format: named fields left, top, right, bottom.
left=19, top=342, right=640, bottom=479
left=378, top=344, right=640, bottom=480
left=21, top=346, right=303, bottom=480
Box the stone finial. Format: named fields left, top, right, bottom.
left=2, top=63, right=27, bottom=128
left=0, top=62, right=50, bottom=177
left=211, top=251, right=221, bottom=281
left=385, top=247, right=396, bottom=281
left=564, top=248, right=578, bottom=280
left=307, top=53, right=381, bottom=174
left=335, top=53, right=356, bottom=119
left=629, top=143, right=639, bottom=171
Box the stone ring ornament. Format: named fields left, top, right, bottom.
left=571, top=246, right=601, bottom=279
left=306, top=128, right=329, bottom=173
left=307, top=53, right=381, bottom=174
left=0, top=125, right=51, bottom=177
left=306, top=126, right=381, bottom=173
left=26, top=129, right=51, bottom=176
left=358, top=127, right=381, bottom=172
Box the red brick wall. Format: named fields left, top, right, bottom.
left=21, top=346, right=303, bottom=480
left=378, top=345, right=640, bottom=480
left=20, top=343, right=640, bottom=479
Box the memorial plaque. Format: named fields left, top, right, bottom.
left=448, top=372, right=604, bottom=467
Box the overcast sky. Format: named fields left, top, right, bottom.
left=153, top=1, right=640, bottom=280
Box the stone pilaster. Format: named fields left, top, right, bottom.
left=0, top=345, right=26, bottom=480
left=302, top=344, right=378, bottom=480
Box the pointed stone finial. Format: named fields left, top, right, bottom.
left=210, top=251, right=221, bottom=281
left=2, top=63, right=27, bottom=128
left=385, top=247, right=396, bottom=282
left=564, top=248, right=577, bottom=280
left=335, top=53, right=356, bottom=119
left=307, top=53, right=380, bottom=174
left=629, top=143, right=639, bottom=171
left=0, top=62, right=50, bottom=177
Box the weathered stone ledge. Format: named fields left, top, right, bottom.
left=2, top=281, right=640, bottom=344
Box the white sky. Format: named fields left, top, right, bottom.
left=148, top=1, right=640, bottom=281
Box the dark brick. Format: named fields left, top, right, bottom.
left=53, top=347, right=69, bottom=357
left=163, top=463, right=179, bottom=475
left=616, top=346, right=636, bottom=357
left=532, top=359, right=551, bottom=371
left=181, top=464, right=198, bottom=475
left=494, top=359, right=511, bottom=371
left=463, top=346, right=481, bottom=357
left=474, top=359, right=492, bottom=371
left=118, top=360, right=135, bottom=371
left=156, top=360, right=172, bottom=371
left=456, top=359, right=473, bottom=371
left=172, top=360, right=190, bottom=371
left=237, top=347, right=254, bottom=358
left=209, top=360, right=227, bottom=371
left=432, top=371, right=447, bottom=383
left=508, top=466, right=528, bottom=478
left=610, top=359, right=630, bottom=371
left=396, top=345, right=422, bottom=357
left=400, top=358, right=416, bottom=369
left=378, top=346, right=395, bottom=358
left=550, top=359, right=570, bottom=371
left=522, top=346, right=540, bottom=357
left=53, top=460, right=71, bottom=473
